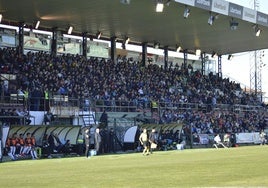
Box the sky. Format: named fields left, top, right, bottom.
left=223, top=0, right=268, bottom=102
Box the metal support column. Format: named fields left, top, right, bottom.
left=201, top=52, right=206, bottom=75
left=82, top=32, right=87, bottom=58
left=164, top=46, right=168, bottom=70
left=183, top=50, right=188, bottom=69
left=142, top=42, right=147, bottom=67
left=18, top=22, right=24, bottom=55
left=110, top=36, right=116, bottom=63
left=51, top=28, right=57, bottom=56
left=218, top=55, right=222, bottom=78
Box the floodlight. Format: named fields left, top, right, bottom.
left=120, top=0, right=130, bottom=4
left=255, top=28, right=261, bottom=37
left=156, top=2, right=164, bottom=12
left=154, top=42, right=160, bottom=49
left=230, top=18, right=238, bottom=30
left=196, top=49, right=201, bottom=56
left=35, top=20, right=40, bottom=29
left=97, top=31, right=102, bottom=39
left=67, top=26, right=73, bottom=35
left=122, top=37, right=129, bottom=49
left=125, top=37, right=130, bottom=44
left=183, top=7, right=190, bottom=18
left=0, top=14, right=2, bottom=23
left=176, top=45, right=181, bottom=52
left=211, top=52, right=217, bottom=58
left=208, top=15, right=214, bottom=25
left=253, top=24, right=261, bottom=37
left=227, top=54, right=233, bottom=60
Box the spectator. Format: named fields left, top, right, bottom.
left=99, top=110, right=108, bottom=128
left=44, top=110, right=54, bottom=125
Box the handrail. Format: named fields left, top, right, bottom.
left=0, top=115, right=27, bottom=125
left=1, top=95, right=267, bottom=120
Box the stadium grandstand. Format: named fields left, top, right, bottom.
left=1, top=0, right=268, bottom=161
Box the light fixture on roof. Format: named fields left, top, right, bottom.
left=230, top=18, right=238, bottom=30
left=156, top=1, right=164, bottom=12
left=122, top=37, right=129, bottom=49
left=183, top=6, right=190, bottom=19
left=35, top=20, right=40, bottom=29
left=227, top=54, right=233, bottom=60
left=122, top=42, right=126, bottom=49
left=97, top=31, right=102, bottom=39
left=120, top=0, right=130, bottom=4
left=211, top=51, right=217, bottom=58
left=253, top=24, right=261, bottom=37
left=124, top=37, right=130, bottom=44
left=0, top=14, right=2, bottom=23
left=208, top=12, right=219, bottom=26
left=256, top=28, right=261, bottom=37
left=154, top=42, right=160, bottom=49
left=208, top=15, right=215, bottom=25
left=67, top=26, right=73, bottom=35
left=196, top=49, right=201, bottom=56
left=176, top=45, right=181, bottom=52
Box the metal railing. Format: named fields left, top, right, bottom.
left=1, top=95, right=267, bottom=120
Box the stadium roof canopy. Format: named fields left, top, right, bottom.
left=1, top=0, right=268, bottom=55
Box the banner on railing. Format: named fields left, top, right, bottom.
left=235, top=132, right=261, bottom=144
left=193, top=132, right=262, bottom=145
left=198, top=134, right=210, bottom=145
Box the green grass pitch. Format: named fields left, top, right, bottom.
left=1, top=146, right=268, bottom=188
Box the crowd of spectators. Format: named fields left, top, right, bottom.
left=0, top=47, right=267, bottom=133
left=180, top=109, right=267, bottom=135
left=139, top=108, right=267, bottom=149
left=1, top=47, right=264, bottom=109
